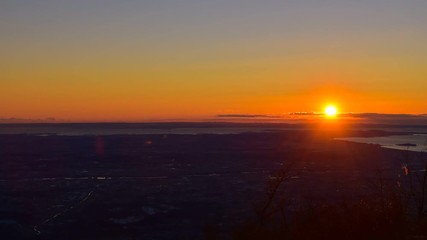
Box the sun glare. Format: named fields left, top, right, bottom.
left=325, top=105, right=338, bottom=117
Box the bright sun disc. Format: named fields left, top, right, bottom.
left=325, top=105, right=338, bottom=117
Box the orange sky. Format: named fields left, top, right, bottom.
left=1, top=1, right=427, bottom=122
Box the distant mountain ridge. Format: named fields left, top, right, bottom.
left=0, top=118, right=57, bottom=123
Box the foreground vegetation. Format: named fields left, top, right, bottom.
left=209, top=157, right=427, bottom=240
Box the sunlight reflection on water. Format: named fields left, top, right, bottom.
left=336, top=134, right=427, bottom=152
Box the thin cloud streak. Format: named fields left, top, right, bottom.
left=217, top=114, right=282, bottom=119
left=215, top=112, right=427, bottom=125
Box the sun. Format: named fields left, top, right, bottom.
left=324, top=105, right=338, bottom=117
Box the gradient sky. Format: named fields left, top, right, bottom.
left=1, top=0, right=426, bottom=121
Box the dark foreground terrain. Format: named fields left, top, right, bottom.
left=0, top=128, right=426, bottom=239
